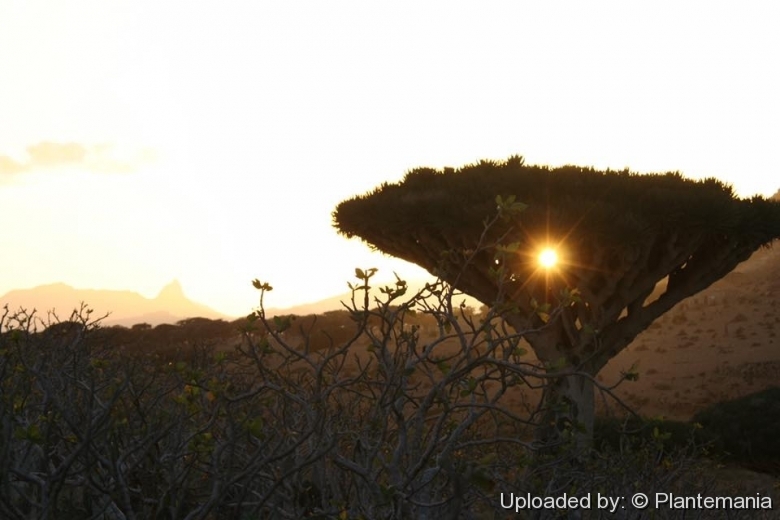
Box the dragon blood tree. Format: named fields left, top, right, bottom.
left=333, top=156, right=780, bottom=448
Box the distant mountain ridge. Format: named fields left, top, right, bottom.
left=0, top=280, right=231, bottom=327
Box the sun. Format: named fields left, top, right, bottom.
left=538, top=247, right=558, bottom=269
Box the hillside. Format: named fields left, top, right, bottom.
left=600, top=244, right=780, bottom=420
left=0, top=280, right=231, bottom=326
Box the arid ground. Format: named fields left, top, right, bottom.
left=600, top=245, right=780, bottom=421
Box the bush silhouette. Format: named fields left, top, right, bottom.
left=694, top=387, right=780, bottom=475
left=0, top=285, right=772, bottom=519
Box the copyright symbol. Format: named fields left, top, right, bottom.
left=632, top=493, right=648, bottom=509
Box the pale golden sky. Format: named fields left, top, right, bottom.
left=1, top=1, right=777, bottom=316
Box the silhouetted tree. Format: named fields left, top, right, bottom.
left=333, top=156, right=780, bottom=449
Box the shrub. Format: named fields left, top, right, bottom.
left=593, top=416, right=709, bottom=455
left=0, top=285, right=766, bottom=519
left=0, top=274, right=557, bottom=518
left=693, top=387, right=780, bottom=475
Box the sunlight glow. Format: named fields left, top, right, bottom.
left=538, top=248, right=558, bottom=269
left=0, top=3, right=777, bottom=316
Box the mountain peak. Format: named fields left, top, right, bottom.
left=156, top=279, right=186, bottom=301
left=0, top=279, right=230, bottom=327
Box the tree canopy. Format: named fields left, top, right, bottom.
left=336, top=156, right=779, bottom=252
left=334, top=156, right=780, bottom=372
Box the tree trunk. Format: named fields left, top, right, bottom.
left=508, top=314, right=600, bottom=457
left=536, top=369, right=595, bottom=454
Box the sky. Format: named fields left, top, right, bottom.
left=0, top=1, right=778, bottom=317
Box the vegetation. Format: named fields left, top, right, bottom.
left=693, top=387, right=780, bottom=475
left=333, top=156, right=780, bottom=448
left=0, top=277, right=775, bottom=518
left=1, top=161, right=777, bottom=517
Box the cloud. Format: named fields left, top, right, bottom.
left=27, top=142, right=88, bottom=167
left=0, top=141, right=155, bottom=176
left=0, top=155, right=25, bottom=175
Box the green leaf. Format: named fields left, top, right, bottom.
left=247, top=417, right=264, bottom=437
left=495, top=242, right=520, bottom=253
left=273, top=315, right=293, bottom=332
left=652, top=426, right=672, bottom=441
left=622, top=362, right=640, bottom=381
left=560, top=287, right=579, bottom=303
left=582, top=323, right=595, bottom=335
left=548, top=357, right=567, bottom=371
left=16, top=423, right=43, bottom=443
left=496, top=194, right=528, bottom=217
left=251, top=279, right=272, bottom=291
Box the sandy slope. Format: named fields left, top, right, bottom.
left=599, top=246, right=780, bottom=421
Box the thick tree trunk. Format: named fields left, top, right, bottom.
left=536, top=370, right=595, bottom=452
left=505, top=314, right=600, bottom=456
